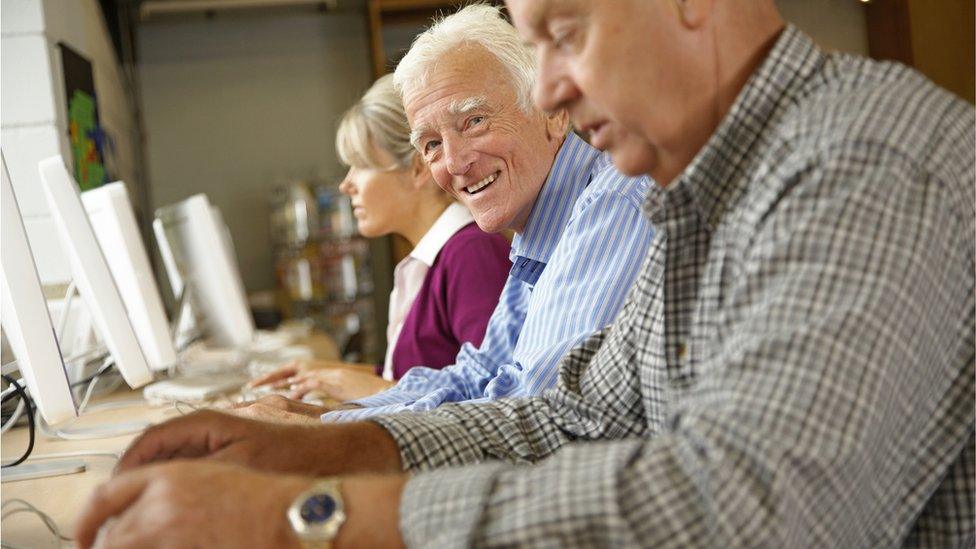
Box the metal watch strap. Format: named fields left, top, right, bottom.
left=288, top=478, right=345, bottom=549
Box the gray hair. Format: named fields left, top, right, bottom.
left=393, top=3, right=536, bottom=113
left=336, top=74, right=414, bottom=170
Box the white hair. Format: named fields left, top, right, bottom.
left=393, top=3, right=536, bottom=113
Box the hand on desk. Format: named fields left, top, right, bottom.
left=75, top=460, right=408, bottom=549
left=229, top=394, right=329, bottom=425
left=248, top=359, right=394, bottom=401
left=287, top=369, right=395, bottom=402
left=77, top=410, right=407, bottom=547
left=75, top=461, right=310, bottom=549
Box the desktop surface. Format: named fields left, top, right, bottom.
left=1, top=389, right=177, bottom=548
left=0, top=330, right=341, bottom=547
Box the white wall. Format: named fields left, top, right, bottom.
left=135, top=1, right=867, bottom=293
left=1, top=0, right=142, bottom=285
left=137, top=10, right=373, bottom=292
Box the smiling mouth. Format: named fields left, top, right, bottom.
left=465, top=171, right=499, bottom=195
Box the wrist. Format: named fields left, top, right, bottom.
left=296, top=422, right=402, bottom=477
left=272, top=476, right=317, bottom=549
left=334, top=474, right=408, bottom=549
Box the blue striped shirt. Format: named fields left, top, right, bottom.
left=323, top=132, right=653, bottom=422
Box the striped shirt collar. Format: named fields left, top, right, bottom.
left=511, top=132, right=600, bottom=264
left=409, top=202, right=475, bottom=267
left=648, top=25, right=820, bottom=232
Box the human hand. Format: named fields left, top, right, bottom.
left=228, top=394, right=328, bottom=424
left=76, top=461, right=410, bottom=549
left=117, top=408, right=403, bottom=479
left=248, top=359, right=369, bottom=389
left=287, top=369, right=394, bottom=401
left=76, top=460, right=309, bottom=549
left=115, top=409, right=334, bottom=476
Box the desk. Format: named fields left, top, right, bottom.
left=1, top=391, right=175, bottom=548
left=0, top=331, right=339, bottom=548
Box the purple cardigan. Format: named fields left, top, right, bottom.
left=387, top=223, right=510, bottom=380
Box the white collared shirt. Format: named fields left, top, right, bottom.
left=382, top=202, right=475, bottom=380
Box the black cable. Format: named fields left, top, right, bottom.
left=1, top=374, right=35, bottom=468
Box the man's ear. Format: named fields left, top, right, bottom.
left=672, top=0, right=713, bottom=29
left=410, top=152, right=431, bottom=190
left=545, top=110, right=570, bottom=141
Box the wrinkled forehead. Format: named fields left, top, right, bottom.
left=403, top=46, right=516, bottom=127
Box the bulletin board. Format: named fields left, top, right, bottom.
left=58, top=43, right=107, bottom=190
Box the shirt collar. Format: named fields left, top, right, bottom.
left=512, top=132, right=601, bottom=263
left=647, top=25, right=824, bottom=231
left=409, top=202, right=475, bottom=267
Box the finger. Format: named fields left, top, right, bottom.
left=75, top=471, right=151, bottom=549
left=247, top=364, right=299, bottom=388
left=270, top=378, right=292, bottom=390
left=230, top=404, right=268, bottom=420
left=288, top=379, right=322, bottom=400
left=257, top=394, right=301, bottom=411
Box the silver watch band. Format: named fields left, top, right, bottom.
left=288, top=478, right=345, bottom=549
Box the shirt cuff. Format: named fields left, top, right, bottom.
left=322, top=403, right=409, bottom=423
left=371, top=412, right=484, bottom=470
left=347, top=386, right=419, bottom=408
left=399, top=462, right=503, bottom=549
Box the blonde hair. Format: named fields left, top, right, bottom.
left=393, top=3, right=536, bottom=113
left=336, top=74, right=414, bottom=171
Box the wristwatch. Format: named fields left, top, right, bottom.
left=287, top=478, right=347, bottom=549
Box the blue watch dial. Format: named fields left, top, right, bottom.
left=300, top=494, right=337, bottom=524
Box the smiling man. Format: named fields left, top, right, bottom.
left=75, top=1, right=973, bottom=547
left=304, top=5, right=654, bottom=423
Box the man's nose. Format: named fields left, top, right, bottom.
left=534, top=53, right=578, bottom=113
left=444, top=137, right=476, bottom=176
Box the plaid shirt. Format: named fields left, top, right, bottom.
left=372, top=26, right=975, bottom=548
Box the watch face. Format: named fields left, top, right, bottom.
left=300, top=494, right=337, bottom=524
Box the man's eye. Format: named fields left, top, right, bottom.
left=469, top=116, right=485, bottom=127
left=424, top=140, right=441, bottom=154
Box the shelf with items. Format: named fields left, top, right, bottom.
left=269, top=178, right=380, bottom=363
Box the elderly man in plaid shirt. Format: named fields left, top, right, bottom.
left=77, top=1, right=973, bottom=548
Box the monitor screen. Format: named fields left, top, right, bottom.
left=155, top=195, right=254, bottom=349
left=83, top=182, right=177, bottom=371
left=38, top=156, right=152, bottom=388
left=1, top=152, right=77, bottom=425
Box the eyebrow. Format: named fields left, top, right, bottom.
left=409, top=96, right=491, bottom=150
left=527, top=0, right=554, bottom=29
left=448, top=95, right=488, bottom=116
left=409, top=126, right=429, bottom=150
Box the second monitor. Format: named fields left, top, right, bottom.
left=154, top=194, right=255, bottom=349
left=83, top=182, right=178, bottom=371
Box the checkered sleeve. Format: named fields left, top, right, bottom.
left=379, top=142, right=975, bottom=547
left=371, top=325, right=646, bottom=470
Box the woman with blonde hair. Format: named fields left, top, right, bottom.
left=250, top=75, right=510, bottom=401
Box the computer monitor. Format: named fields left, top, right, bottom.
left=38, top=156, right=153, bottom=388
left=82, top=182, right=177, bottom=371
left=151, top=217, right=197, bottom=349
left=154, top=195, right=255, bottom=348
left=1, top=152, right=76, bottom=425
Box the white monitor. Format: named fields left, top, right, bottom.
left=38, top=156, right=152, bottom=388
left=152, top=217, right=197, bottom=348
left=154, top=195, right=255, bottom=348
left=1, top=152, right=77, bottom=425
left=82, top=182, right=177, bottom=371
